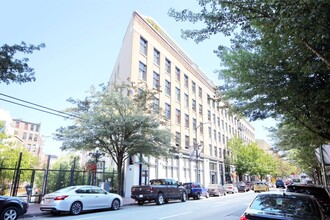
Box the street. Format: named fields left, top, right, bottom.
left=24, top=191, right=258, bottom=220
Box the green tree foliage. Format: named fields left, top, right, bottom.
left=227, top=138, right=285, bottom=180
left=272, top=121, right=324, bottom=183
left=0, top=42, right=45, bottom=84
left=169, top=1, right=330, bottom=141
left=55, top=84, right=172, bottom=195
left=0, top=144, right=39, bottom=191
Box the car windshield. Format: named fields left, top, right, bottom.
left=250, top=195, right=315, bottom=217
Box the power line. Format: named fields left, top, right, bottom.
left=0, top=93, right=81, bottom=119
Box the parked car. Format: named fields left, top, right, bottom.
left=131, top=179, right=186, bottom=205
left=223, top=183, right=238, bottom=194
left=286, top=184, right=330, bottom=215
left=183, top=182, right=209, bottom=200
left=240, top=191, right=328, bottom=220
left=207, top=184, right=226, bottom=197
left=253, top=182, right=269, bottom=193
left=0, top=196, right=28, bottom=220
left=236, top=181, right=249, bottom=192
left=40, top=185, right=122, bottom=215
left=276, top=179, right=285, bottom=188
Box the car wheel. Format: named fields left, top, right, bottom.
left=69, top=201, right=83, bottom=215
left=196, top=193, right=201, bottom=200
left=181, top=192, right=187, bottom=202
left=1, top=206, right=18, bottom=220
left=111, top=198, right=121, bottom=210
left=137, top=200, right=145, bottom=205
left=156, top=193, right=164, bottom=205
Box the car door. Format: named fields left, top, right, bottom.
left=75, top=187, right=94, bottom=210
left=90, top=187, right=109, bottom=209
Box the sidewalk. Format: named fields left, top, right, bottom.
left=21, top=197, right=136, bottom=219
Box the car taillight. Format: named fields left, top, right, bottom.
left=54, top=195, right=69, bottom=200
left=240, top=214, right=248, bottom=220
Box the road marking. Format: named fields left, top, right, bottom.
left=159, top=211, right=192, bottom=219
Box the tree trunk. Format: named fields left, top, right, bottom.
left=116, top=158, right=124, bottom=196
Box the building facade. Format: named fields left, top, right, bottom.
left=11, top=119, right=42, bottom=155
left=109, top=12, right=255, bottom=197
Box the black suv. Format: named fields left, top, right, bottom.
left=0, top=195, right=28, bottom=220
left=286, top=184, right=330, bottom=214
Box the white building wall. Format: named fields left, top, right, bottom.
left=111, top=12, right=256, bottom=197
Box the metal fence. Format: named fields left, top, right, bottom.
left=0, top=167, right=121, bottom=203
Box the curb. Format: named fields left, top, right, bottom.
left=21, top=202, right=137, bottom=219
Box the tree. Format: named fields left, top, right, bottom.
left=272, top=121, right=324, bottom=183
left=0, top=42, right=45, bottom=84
left=55, top=84, right=173, bottom=195
left=168, top=1, right=330, bottom=141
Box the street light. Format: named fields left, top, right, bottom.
left=194, top=122, right=210, bottom=182
left=88, top=147, right=105, bottom=186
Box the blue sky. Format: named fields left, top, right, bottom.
left=0, top=1, right=275, bottom=155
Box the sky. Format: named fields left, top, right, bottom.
left=0, top=0, right=276, bottom=155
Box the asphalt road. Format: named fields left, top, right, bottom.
left=25, top=190, right=258, bottom=220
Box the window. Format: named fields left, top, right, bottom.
left=213, top=129, right=216, bottom=140
left=152, top=98, right=159, bottom=112
left=209, top=145, right=213, bottom=156
left=184, top=74, right=188, bottom=87
left=192, top=81, right=196, bottom=93
left=199, top=104, right=203, bottom=116
left=175, top=67, right=180, bottom=81
left=140, top=37, right=147, bottom=55
left=24, top=123, right=28, bottom=130
left=184, top=114, right=189, bottom=128
left=218, top=132, right=221, bottom=142
left=153, top=71, right=160, bottom=89
left=29, top=133, right=33, bottom=140
left=222, top=134, right=225, bottom=144
left=15, top=121, right=19, bottom=128
left=193, top=118, right=196, bottom=131
left=208, top=127, right=212, bottom=138
left=36, top=125, right=40, bottom=132
left=219, top=148, right=222, bottom=158
left=207, top=110, right=211, bottom=121
left=22, top=132, right=27, bottom=140
left=200, top=122, right=204, bottom=134
left=214, top=146, right=217, bottom=157
left=207, top=94, right=211, bottom=105
left=213, top=114, right=216, bottom=123
left=165, top=58, right=171, bottom=74
left=175, top=87, right=180, bottom=102
left=154, top=48, right=160, bottom=65
left=165, top=80, right=171, bottom=96
left=165, top=103, right=171, bottom=119
left=184, top=94, right=189, bottom=108
left=175, top=109, right=181, bottom=124
left=27, top=144, right=31, bottom=150
left=185, top=135, right=190, bottom=149
left=139, top=61, right=147, bottom=81
left=198, top=87, right=202, bottom=98
left=34, top=134, right=38, bottom=141
left=30, top=124, right=34, bottom=131
left=192, top=99, right=196, bottom=111
left=217, top=117, right=220, bottom=127
left=175, top=132, right=181, bottom=145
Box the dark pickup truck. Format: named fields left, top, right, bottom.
left=131, top=178, right=187, bottom=205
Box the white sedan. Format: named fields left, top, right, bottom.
left=40, top=185, right=122, bottom=215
